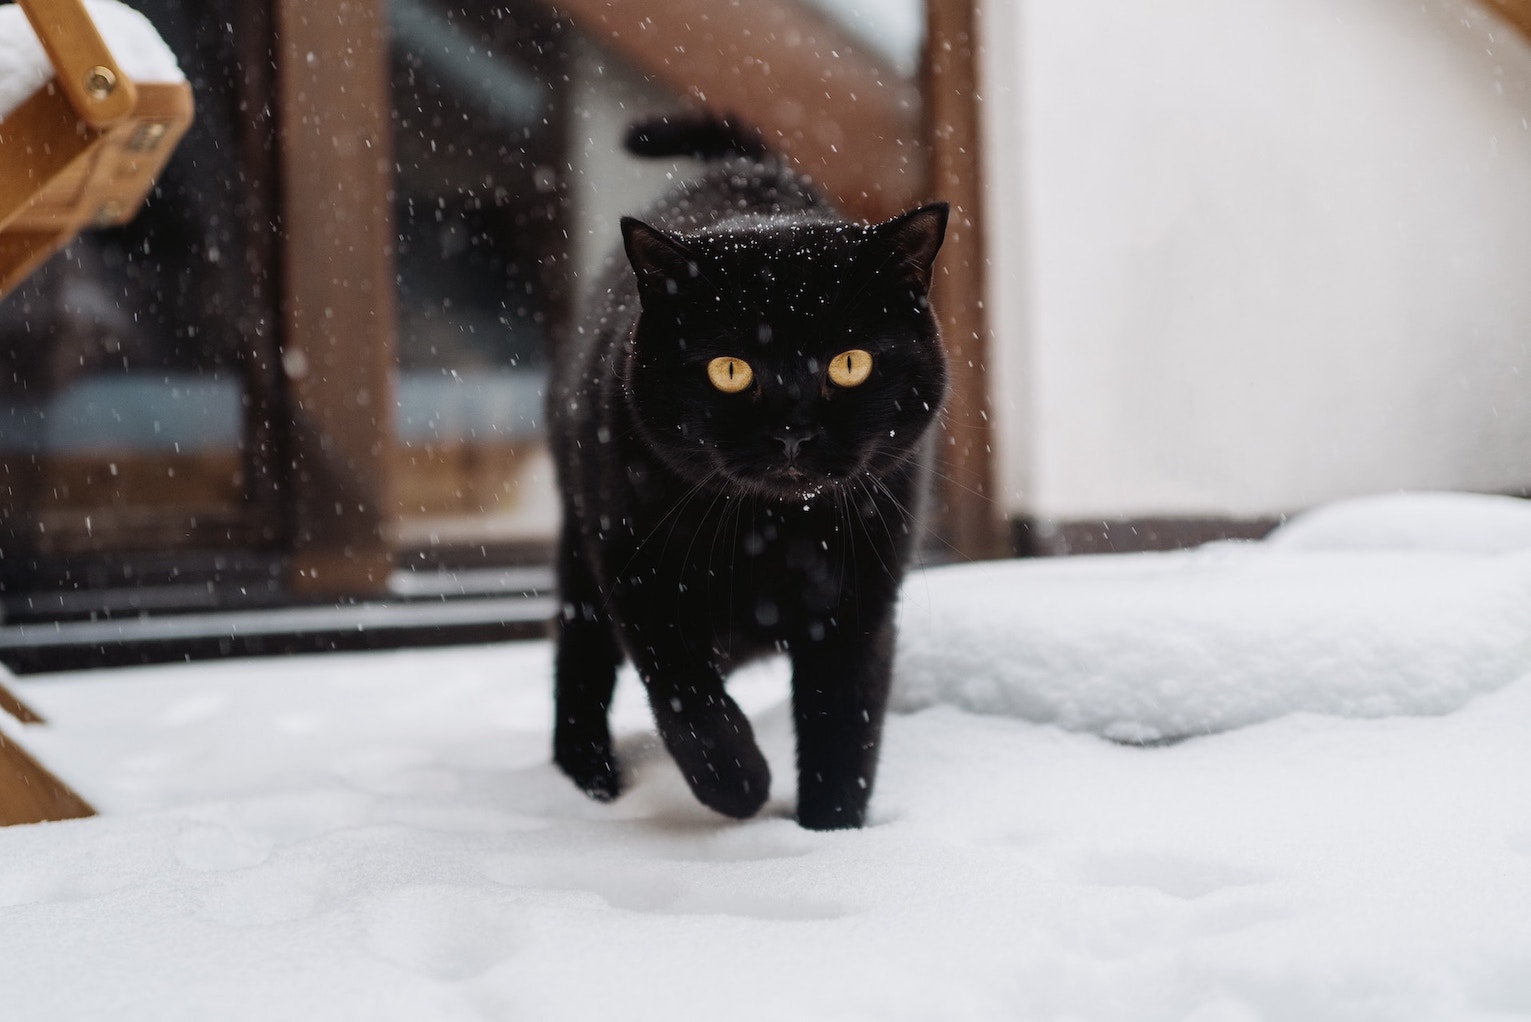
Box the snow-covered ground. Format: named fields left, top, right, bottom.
left=3, top=493, right=1530, bottom=1020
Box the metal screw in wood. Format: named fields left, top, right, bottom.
left=84, top=64, right=116, bottom=99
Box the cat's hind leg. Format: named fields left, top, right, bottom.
left=553, top=528, right=624, bottom=802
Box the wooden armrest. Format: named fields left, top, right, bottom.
left=18, top=0, right=138, bottom=128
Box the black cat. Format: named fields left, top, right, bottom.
left=549, top=115, right=948, bottom=830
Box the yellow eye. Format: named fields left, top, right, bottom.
left=707, top=356, right=754, bottom=393
left=827, top=348, right=873, bottom=388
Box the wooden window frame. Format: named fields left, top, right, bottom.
left=273, top=0, right=397, bottom=596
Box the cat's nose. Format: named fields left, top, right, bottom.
left=773, top=429, right=819, bottom=461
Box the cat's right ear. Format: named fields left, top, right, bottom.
left=622, top=217, right=699, bottom=303
left=871, top=202, right=949, bottom=293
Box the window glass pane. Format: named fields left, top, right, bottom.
left=388, top=0, right=566, bottom=549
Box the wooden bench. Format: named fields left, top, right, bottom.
left=0, top=0, right=193, bottom=299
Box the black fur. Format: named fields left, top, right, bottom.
left=623, top=112, right=768, bottom=161
left=548, top=116, right=948, bottom=830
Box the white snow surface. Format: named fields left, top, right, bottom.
left=3, top=492, right=1531, bottom=1019
left=897, top=491, right=1531, bottom=741
left=894, top=547, right=1531, bottom=742
left=0, top=1, right=183, bottom=118
left=1267, top=490, right=1531, bottom=553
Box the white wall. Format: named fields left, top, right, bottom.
left=982, top=0, right=1531, bottom=520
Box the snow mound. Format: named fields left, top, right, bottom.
left=0, top=1, right=184, bottom=118
left=1266, top=490, right=1531, bottom=553
left=893, top=544, right=1531, bottom=741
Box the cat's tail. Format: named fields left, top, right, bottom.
left=623, top=113, right=768, bottom=161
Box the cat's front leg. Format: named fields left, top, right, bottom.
left=553, top=524, right=624, bottom=802
left=624, top=625, right=772, bottom=820
left=790, top=616, right=896, bottom=830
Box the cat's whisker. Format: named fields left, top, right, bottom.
left=705, top=488, right=747, bottom=643
left=678, top=483, right=734, bottom=592
left=864, top=472, right=968, bottom=562
left=831, top=484, right=852, bottom=607
left=864, top=474, right=918, bottom=531
left=922, top=465, right=1002, bottom=507
left=658, top=469, right=723, bottom=557
left=850, top=477, right=903, bottom=583
left=730, top=494, right=755, bottom=652
left=611, top=468, right=720, bottom=591
left=934, top=415, right=996, bottom=432
left=864, top=476, right=938, bottom=612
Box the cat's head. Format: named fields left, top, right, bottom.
left=620, top=203, right=949, bottom=501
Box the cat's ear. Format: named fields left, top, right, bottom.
left=622, top=217, right=699, bottom=302
left=870, top=202, right=949, bottom=292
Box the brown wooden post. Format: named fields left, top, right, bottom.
left=274, top=0, right=398, bottom=595
left=1481, top=0, right=1531, bottom=42
left=925, top=0, right=1008, bottom=560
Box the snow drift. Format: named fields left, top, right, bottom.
left=895, top=493, right=1531, bottom=741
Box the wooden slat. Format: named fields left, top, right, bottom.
left=0, top=82, right=96, bottom=232
left=549, top=0, right=924, bottom=221
left=0, top=682, right=46, bottom=725
left=0, top=585, right=94, bottom=829
left=274, top=0, right=398, bottom=596
left=0, top=729, right=95, bottom=826
left=87, top=83, right=194, bottom=224
left=924, top=0, right=1006, bottom=560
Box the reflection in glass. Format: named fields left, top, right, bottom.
left=388, top=0, right=568, bottom=547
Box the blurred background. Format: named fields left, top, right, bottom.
left=1, top=0, right=1529, bottom=668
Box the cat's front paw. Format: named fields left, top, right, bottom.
left=796, top=777, right=871, bottom=831
left=796, top=802, right=867, bottom=831
left=661, top=721, right=771, bottom=820
left=555, top=737, right=623, bottom=803
left=685, top=757, right=771, bottom=820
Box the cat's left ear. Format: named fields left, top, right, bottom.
left=870, top=202, right=949, bottom=292
left=622, top=217, right=700, bottom=303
